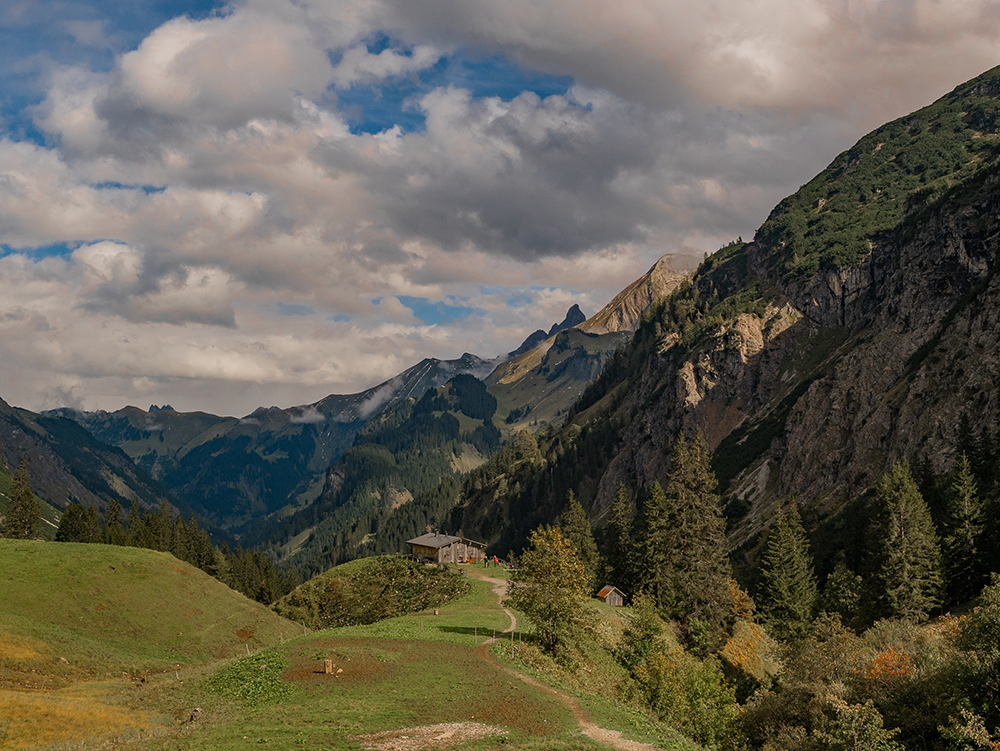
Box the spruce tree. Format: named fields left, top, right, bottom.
left=559, top=490, right=599, bottom=590
left=606, top=483, right=635, bottom=595
left=170, top=515, right=189, bottom=561
left=759, top=502, right=818, bottom=640
left=638, top=480, right=669, bottom=604
left=56, top=502, right=100, bottom=542
left=3, top=458, right=39, bottom=540
left=659, top=429, right=734, bottom=649
left=867, top=460, right=942, bottom=622
left=943, top=453, right=985, bottom=604
left=82, top=505, right=101, bottom=542
left=128, top=506, right=157, bottom=549
left=101, top=499, right=129, bottom=546
left=821, top=560, right=864, bottom=629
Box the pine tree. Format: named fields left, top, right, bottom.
left=101, top=499, right=129, bottom=546
left=128, top=506, right=156, bottom=549
left=559, top=490, right=599, bottom=590
left=3, top=458, right=39, bottom=540
left=821, top=560, right=864, bottom=629
left=56, top=502, right=100, bottom=542
left=638, top=480, right=669, bottom=604
left=659, top=429, right=734, bottom=650
left=867, top=460, right=943, bottom=622
left=606, top=483, right=635, bottom=595
left=943, top=453, right=985, bottom=604
left=759, top=502, right=818, bottom=640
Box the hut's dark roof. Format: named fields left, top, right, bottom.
left=597, top=585, right=624, bottom=598
left=407, top=533, right=462, bottom=549
left=406, top=533, right=486, bottom=549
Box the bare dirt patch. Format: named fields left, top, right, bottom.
left=282, top=642, right=394, bottom=686
left=355, top=722, right=507, bottom=750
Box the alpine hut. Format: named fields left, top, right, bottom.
left=407, top=532, right=486, bottom=564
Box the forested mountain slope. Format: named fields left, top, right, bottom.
left=256, top=374, right=503, bottom=577
left=458, top=64, right=1000, bottom=572
left=49, top=353, right=496, bottom=529
left=0, top=396, right=179, bottom=519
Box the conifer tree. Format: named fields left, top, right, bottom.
left=170, top=515, right=189, bottom=561
left=659, top=429, right=734, bottom=649
left=606, top=483, right=635, bottom=595
left=867, top=460, right=942, bottom=622
left=152, top=499, right=173, bottom=551
left=101, top=499, right=129, bottom=546
left=975, top=424, right=996, bottom=492
left=128, top=505, right=157, bottom=549
left=638, top=480, right=669, bottom=604
left=559, top=490, right=599, bottom=590
left=821, top=560, right=864, bottom=628
left=759, top=502, right=818, bottom=640
left=82, top=504, right=101, bottom=542
left=4, top=458, right=39, bottom=540
left=943, top=452, right=985, bottom=604
left=56, top=502, right=100, bottom=542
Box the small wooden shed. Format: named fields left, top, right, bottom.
left=596, top=585, right=625, bottom=607
left=407, top=533, right=486, bottom=564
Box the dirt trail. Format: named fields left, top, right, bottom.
left=475, top=573, right=662, bottom=751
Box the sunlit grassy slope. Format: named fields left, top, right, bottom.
left=0, top=539, right=300, bottom=686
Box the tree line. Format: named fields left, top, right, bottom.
left=1, top=458, right=296, bottom=607
left=507, top=420, right=1000, bottom=750
left=54, top=497, right=298, bottom=605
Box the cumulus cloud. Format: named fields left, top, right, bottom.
left=2, top=0, right=999, bottom=415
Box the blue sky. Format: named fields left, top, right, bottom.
left=1, top=0, right=998, bottom=415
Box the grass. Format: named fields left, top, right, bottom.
left=0, top=540, right=300, bottom=684
left=0, top=538, right=301, bottom=750
left=3, top=546, right=705, bottom=750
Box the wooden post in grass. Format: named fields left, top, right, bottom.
left=474, top=626, right=477, bottom=645
left=324, top=659, right=333, bottom=675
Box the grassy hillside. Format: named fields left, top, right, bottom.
left=154, top=566, right=692, bottom=751
left=0, top=540, right=301, bottom=750
left=0, top=540, right=300, bottom=685
left=0, top=543, right=704, bottom=750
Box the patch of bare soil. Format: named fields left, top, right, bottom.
left=355, top=722, right=507, bottom=750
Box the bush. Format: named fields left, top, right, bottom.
left=633, top=647, right=742, bottom=750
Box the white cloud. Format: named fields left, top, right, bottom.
left=2, top=0, right=1000, bottom=415
left=331, top=43, right=440, bottom=88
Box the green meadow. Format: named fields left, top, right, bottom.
left=1, top=545, right=689, bottom=750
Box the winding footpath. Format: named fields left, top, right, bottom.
left=475, top=573, right=662, bottom=751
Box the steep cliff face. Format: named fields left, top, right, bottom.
left=585, top=67, right=1000, bottom=551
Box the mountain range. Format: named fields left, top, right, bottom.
left=14, top=252, right=690, bottom=540
left=6, top=65, right=1000, bottom=584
